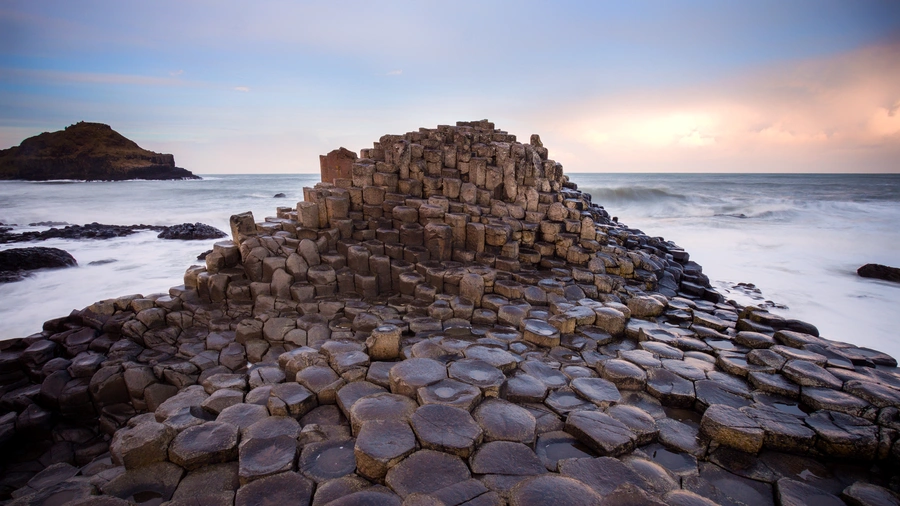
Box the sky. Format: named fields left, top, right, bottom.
left=1, top=0, right=899, bottom=174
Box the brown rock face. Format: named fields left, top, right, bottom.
left=0, top=122, right=198, bottom=181
left=320, top=147, right=358, bottom=184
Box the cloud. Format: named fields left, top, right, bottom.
left=529, top=41, right=900, bottom=172
left=233, top=86, right=250, bottom=92
left=169, top=69, right=184, bottom=77
left=679, top=130, right=716, bottom=147
left=386, top=69, right=403, bottom=76
left=2, top=68, right=187, bottom=87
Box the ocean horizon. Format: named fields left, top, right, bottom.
left=1, top=172, right=898, bottom=359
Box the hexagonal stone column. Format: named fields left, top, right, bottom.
left=389, top=358, right=447, bottom=399
left=410, top=404, right=483, bottom=457
left=522, top=319, right=560, bottom=348
left=168, top=421, right=240, bottom=470
left=366, top=324, right=402, bottom=360
left=354, top=419, right=416, bottom=481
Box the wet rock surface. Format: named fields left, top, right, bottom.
left=1, top=120, right=899, bottom=505
left=157, top=222, right=228, bottom=240
left=0, top=246, right=77, bottom=283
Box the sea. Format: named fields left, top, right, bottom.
left=1, top=173, right=898, bottom=359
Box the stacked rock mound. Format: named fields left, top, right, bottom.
left=1, top=121, right=900, bottom=506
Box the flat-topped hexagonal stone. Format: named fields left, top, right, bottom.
left=296, top=365, right=345, bottom=405
left=607, top=405, right=659, bottom=445
left=593, top=307, right=627, bottom=337
left=509, top=475, right=603, bottom=506
left=410, top=404, right=483, bottom=457
left=336, top=381, right=387, bottom=418
left=535, top=431, right=595, bottom=472
left=216, top=403, right=270, bottom=437
left=238, top=434, right=297, bottom=484
left=545, top=388, right=595, bottom=415
left=774, top=478, right=844, bottom=506
left=155, top=385, right=209, bottom=422
left=740, top=405, right=815, bottom=453
left=842, top=379, right=900, bottom=408
left=782, top=360, right=842, bottom=389
left=417, top=378, right=482, bottom=411
left=248, top=365, right=286, bottom=389
left=169, top=462, right=239, bottom=503
left=389, top=358, right=447, bottom=398
left=268, top=382, right=317, bottom=418
left=168, top=421, right=240, bottom=470
left=522, top=319, right=561, bottom=348
left=469, top=440, right=546, bottom=477
left=771, top=344, right=828, bottom=364
left=203, top=373, right=248, bottom=394
left=646, top=368, right=696, bottom=408
left=244, top=415, right=301, bottom=441
left=202, top=389, right=245, bottom=415
left=640, top=341, right=684, bottom=360
left=571, top=377, right=621, bottom=408
left=502, top=373, right=549, bottom=403
left=558, top=456, right=647, bottom=496
left=699, top=404, right=763, bottom=454
left=463, top=346, right=518, bottom=372
left=841, top=482, right=900, bottom=506
left=656, top=418, right=706, bottom=458
left=694, top=380, right=752, bottom=411
left=564, top=410, right=636, bottom=456
left=620, top=349, right=662, bottom=368
left=100, top=461, right=185, bottom=504
left=299, top=439, right=357, bottom=483
left=110, top=421, right=176, bottom=469
left=687, top=461, right=775, bottom=506
left=599, top=359, right=647, bottom=390
left=734, top=331, right=776, bottom=349
left=473, top=398, right=537, bottom=444
left=748, top=371, right=801, bottom=399
left=309, top=475, right=372, bottom=506
left=662, top=359, right=707, bottom=381
left=234, top=471, right=314, bottom=506
left=354, top=419, right=416, bottom=481
left=448, top=359, right=506, bottom=397
left=806, top=410, right=879, bottom=459
left=349, top=392, right=418, bottom=435
left=385, top=449, right=471, bottom=498
left=520, top=360, right=568, bottom=389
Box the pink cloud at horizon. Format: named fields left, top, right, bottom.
left=528, top=42, right=900, bottom=173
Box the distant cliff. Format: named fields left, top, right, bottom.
left=0, top=122, right=199, bottom=181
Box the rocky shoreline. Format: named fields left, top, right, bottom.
left=1, top=120, right=899, bottom=506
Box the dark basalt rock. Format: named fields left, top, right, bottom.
left=0, top=121, right=199, bottom=181
left=157, top=223, right=227, bottom=240
left=0, top=247, right=77, bottom=282
left=857, top=263, right=900, bottom=283
left=273, top=193, right=287, bottom=198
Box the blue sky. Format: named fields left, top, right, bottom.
left=1, top=1, right=899, bottom=173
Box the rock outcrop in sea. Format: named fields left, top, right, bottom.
left=0, top=122, right=199, bottom=181
left=0, top=223, right=226, bottom=244
left=1, top=120, right=899, bottom=505
left=0, top=247, right=77, bottom=283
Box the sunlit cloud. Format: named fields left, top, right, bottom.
left=169, top=69, right=184, bottom=77
left=233, top=86, right=250, bottom=92
left=386, top=69, right=403, bottom=76
left=532, top=41, right=900, bottom=172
